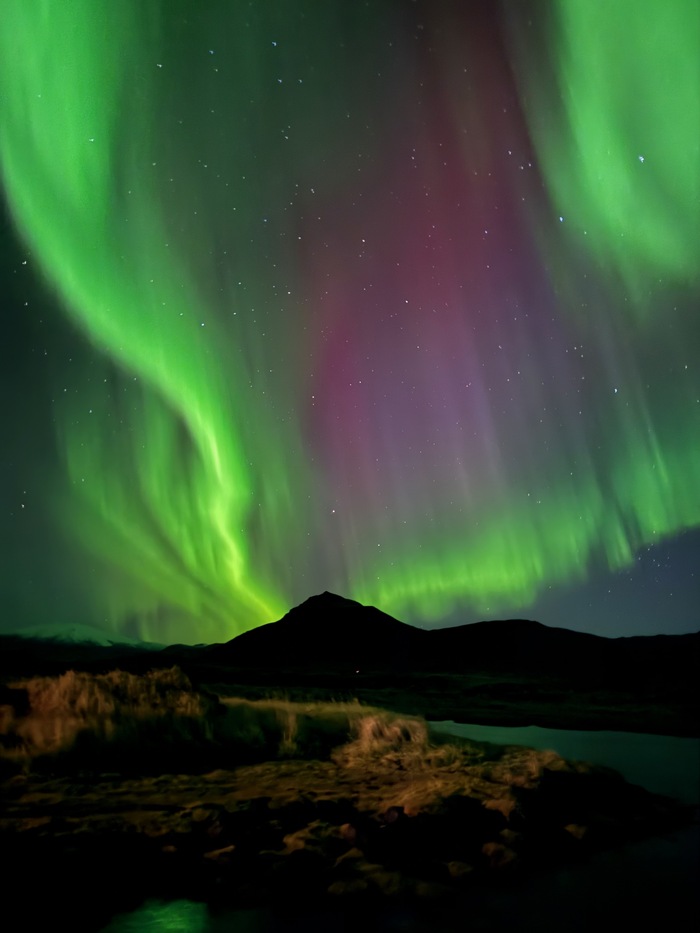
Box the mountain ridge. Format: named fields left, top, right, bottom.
left=205, top=591, right=699, bottom=677
left=2, top=592, right=697, bottom=681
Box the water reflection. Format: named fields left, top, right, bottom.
left=430, top=721, right=700, bottom=803
left=100, top=900, right=208, bottom=933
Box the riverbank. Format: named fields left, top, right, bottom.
left=205, top=669, right=698, bottom=738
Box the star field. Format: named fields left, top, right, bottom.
left=0, top=0, right=698, bottom=643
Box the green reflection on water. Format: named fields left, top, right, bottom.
left=101, top=900, right=208, bottom=933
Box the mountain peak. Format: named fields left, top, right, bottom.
left=297, top=591, right=360, bottom=609
left=279, top=591, right=370, bottom=626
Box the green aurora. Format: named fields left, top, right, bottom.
left=1, top=1, right=698, bottom=642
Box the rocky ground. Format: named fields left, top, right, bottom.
left=0, top=669, right=694, bottom=930
left=2, top=743, right=691, bottom=913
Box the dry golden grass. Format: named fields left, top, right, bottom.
left=0, top=666, right=597, bottom=815
left=0, top=665, right=508, bottom=786
left=0, top=667, right=215, bottom=767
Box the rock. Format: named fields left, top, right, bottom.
left=203, top=844, right=236, bottom=862
left=362, top=866, right=404, bottom=895
left=564, top=823, right=588, bottom=839
left=482, top=841, right=518, bottom=869
left=190, top=807, right=214, bottom=823
left=334, top=846, right=365, bottom=866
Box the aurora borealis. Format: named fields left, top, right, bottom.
left=1, top=1, right=698, bottom=643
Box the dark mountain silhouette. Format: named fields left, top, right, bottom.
left=2, top=593, right=697, bottom=736
left=205, top=592, right=699, bottom=682
left=207, top=591, right=424, bottom=670
left=2, top=592, right=698, bottom=687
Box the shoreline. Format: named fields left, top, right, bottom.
left=204, top=676, right=698, bottom=739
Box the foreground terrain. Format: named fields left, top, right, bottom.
left=0, top=668, right=694, bottom=930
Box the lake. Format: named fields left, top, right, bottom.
left=431, top=720, right=700, bottom=804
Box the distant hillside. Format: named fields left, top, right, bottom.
left=6, top=622, right=164, bottom=649
left=0, top=627, right=164, bottom=677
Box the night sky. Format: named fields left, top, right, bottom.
left=1, top=0, right=698, bottom=644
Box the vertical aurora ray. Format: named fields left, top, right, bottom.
left=1, top=1, right=698, bottom=641
left=304, top=2, right=700, bottom=622
left=507, top=0, right=700, bottom=310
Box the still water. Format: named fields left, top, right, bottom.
left=432, top=720, right=700, bottom=804
left=101, top=723, right=699, bottom=933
